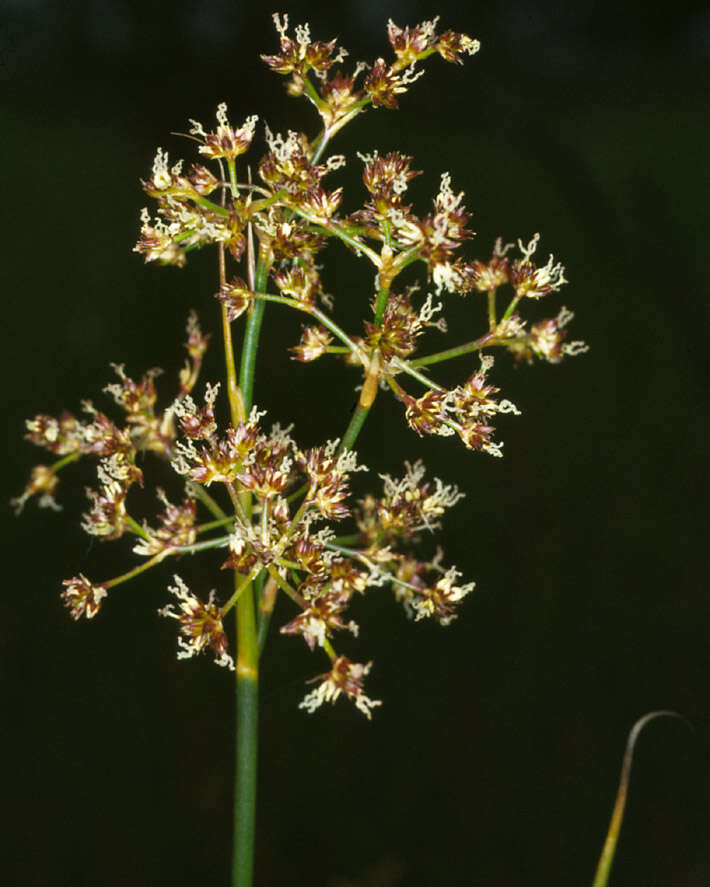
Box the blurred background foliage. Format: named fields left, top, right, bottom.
left=3, top=1, right=709, bottom=885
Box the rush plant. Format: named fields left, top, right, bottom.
left=14, top=14, right=587, bottom=886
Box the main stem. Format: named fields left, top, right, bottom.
left=232, top=581, right=259, bottom=887
left=231, top=249, right=270, bottom=887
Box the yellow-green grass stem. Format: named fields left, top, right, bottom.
left=592, top=711, right=687, bottom=887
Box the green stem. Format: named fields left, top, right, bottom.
left=104, top=551, right=169, bottom=589
left=196, top=515, right=235, bottom=534
left=256, top=614, right=271, bottom=655
left=339, top=403, right=371, bottom=454
left=190, top=481, right=226, bottom=517
left=500, top=292, right=523, bottom=324
left=219, top=249, right=245, bottom=428
left=231, top=248, right=271, bottom=887
left=337, top=343, right=384, bottom=456
left=125, top=515, right=150, bottom=541
left=266, top=564, right=306, bottom=609
left=310, top=126, right=331, bottom=165
left=252, top=291, right=359, bottom=353
left=302, top=72, right=325, bottom=116
left=332, top=533, right=362, bottom=546
left=222, top=566, right=262, bottom=615
left=254, top=572, right=272, bottom=654
left=487, top=288, right=497, bottom=330
left=321, top=96, right=371, bottom=142
left=239, top=254, right=270, bottom=413
left=227, top=159, right=239, bottom=198
left=233, top=587, right=258, bottom=887
left=393, top=360, right=444, bottom=392
left=175, top=535, right=231, bottom=555
left=194, top=195, right=230, bottom=217
left=373, top=283, right=390, bottom=327
left=290, top=208, right=380, bottom=265
left=247, top=188, right=288, bottom=214
left=52, top=451, right=81, bottom=471
left=410, top=331, right=495, bottom=368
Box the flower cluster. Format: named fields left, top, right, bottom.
left=13, top=314, right=207, bottom=519
left=133, top=490, right=197, bottom=557
left=300, top=657, right=381, bottom=719
left=159, top=575, right=233, bottom=670
left=61, top=574, right=107, bottom=621
left=15, top=14, right=586, bottom=720
left=131, top=15, right=584, bottom=464
left=400, top=355, right=521, bottom=456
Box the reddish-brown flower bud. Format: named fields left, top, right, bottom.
left=61, top=574, right=107, bottom=620
left=259, top=129, right=322, bottom=197
left=215, top=276, right=255, bottom=322
left=82, top=467, right=130, bottom=540
left=319, top=71, right=365, bottom=127
left=436, top=30, right=481, bottom=64
left=403, top=389, right=450, bottom=438
left=187, top=163, right=220, bottom=196
left=281, top=588, right=355, bottom=651
left=272, top=263, right=321, bottom=306
left=387, top=19, right=438, bottom=65
left=159, top=575, right=233, bottom=670
left=510, top=234, right=567, bottom=299
left=290, top=325, right=332, bottom=362
left=133, top=210, right=186, bottom=267
left=363, top=58, right=402, bottom=109
left=221, top=537, right=259, bottom=574
left=261, top=14, right=345, bottom=81
left=190, top=105, right=257, bottom=161
left=271, top=221, right=327, bottom=260
left=133, top=492, right=197, bottom=557
left=24, top=411, right=83, bottom=455
left=300, top=657, right=381, bottom=719
left=179, top=311, right=211, bottom=398
left=360, top=151, right=421, bottom=220
left=10, top=464, right=61, bottom=514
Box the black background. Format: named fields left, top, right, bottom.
left=3, top=1, right=709, bottom=885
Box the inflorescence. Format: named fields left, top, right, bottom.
left=14, top=13, right=586, bottom=717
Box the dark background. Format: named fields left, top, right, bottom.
left=3, top=1, right=709, bottom=885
